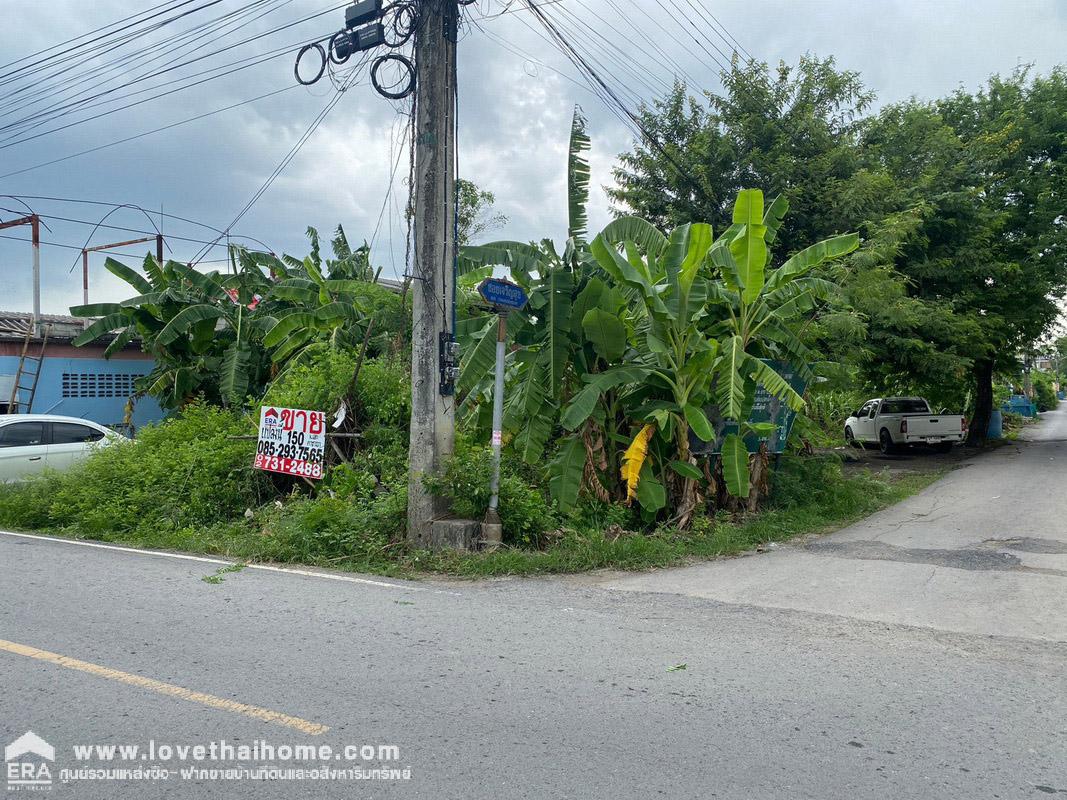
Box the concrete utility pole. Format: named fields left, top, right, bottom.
left=406, top=0, right=458, bottom=545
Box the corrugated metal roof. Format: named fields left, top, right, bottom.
left=0, top=312, right=86, bottom=340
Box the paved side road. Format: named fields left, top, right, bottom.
left=0, top=411, right=1065, bottom=799
left=598, top=405, right=1067, bottom=642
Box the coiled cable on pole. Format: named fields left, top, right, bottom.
left=371, top=52, right=415, bottom=99
left=294, top=42, right=327, bottom=85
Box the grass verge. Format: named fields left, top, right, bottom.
left=418, top=467, right=941, bottom=577
left=0, top=455, right=944, bottom=580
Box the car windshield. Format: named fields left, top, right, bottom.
left=881, top=399, right=930, bottom=414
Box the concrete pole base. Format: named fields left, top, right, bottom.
left=427, top=519, right=481, bottom=551
left=482, top=509, right=502, bottom=551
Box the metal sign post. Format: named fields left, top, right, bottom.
left=477, top=278, right=528, bottom=548
left=487, top=313, right=507, bottom=515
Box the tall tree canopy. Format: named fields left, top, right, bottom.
left=855, top=67, right=1067, bottom=437
left=613, top=59, right=1067, bottom=439
left=609, top=55, right=874, bottom=259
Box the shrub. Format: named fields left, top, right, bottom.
left=263, top=345, right=358, bottom=414
left=254, top=492, right=403, bottom=563
left=569, top=498, right=637, bottom=532
left=0, top=402, right=264, bottom=539
left=769, top=454, right=892, bottom=514
left=0, top=477, right=54, bottom=531
left=425, top=442, right=557, bottom=546
left=355, top=356, right=410, bottom=427
left=1033, top=372, right=1058, bottom=412
left=321, top=463, right=378, bottom=502
left=792, top=388, right=868, bottom=448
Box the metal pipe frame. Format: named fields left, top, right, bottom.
left=0, top=214, right=41, bottom=329
left=81, top=234, right=164, bottom=306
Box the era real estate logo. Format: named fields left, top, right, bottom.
left=5, top=732, right=54, bottom=791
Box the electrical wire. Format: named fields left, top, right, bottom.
left=0, top=40, right=311, bottom=150
left=0, top=0, right=221, bottom=85
left=189, top=56, right=372, bottom=265
left=0, top=2, right=348, bottom=149
left=0, top=85, right=297, bottom=180
left=0, top=0, right=278, bottom=117
left=0, top=0, right=293, bottom=128
left=521, top=0, right=716, bottom=206
left=0, top=208, right=232, bottom=251
left=2, top=195, right=275, bottom=255
left=465, top=15, right=593, bottom=95
left=0, top=0, right=188, bottom=73
left=0, top=28, right=311, bottom=143
left=569, top=0, right=699, bottom=88
left=0, top=232, right=148, bottom=259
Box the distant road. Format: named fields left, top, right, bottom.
left=1, top=412, right=1065, bottom=798
left=601, top=404, right=1067, bottom=643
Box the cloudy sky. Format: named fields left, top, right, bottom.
left=0, top=0, right=1064, bottom=313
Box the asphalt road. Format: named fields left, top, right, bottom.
left=1, top=412, right=1065, bottom=799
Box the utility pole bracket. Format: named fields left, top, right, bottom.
left=439, top=331, right=459, bottom=395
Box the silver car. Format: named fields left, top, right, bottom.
left=0, top=415, right=126, bottom=481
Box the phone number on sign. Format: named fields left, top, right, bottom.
left=256, top=440, right=321, bottom=461
left=253, top=454, right=323, bottom=478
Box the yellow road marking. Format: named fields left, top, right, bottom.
left=0, top=639, right=328, bottom=736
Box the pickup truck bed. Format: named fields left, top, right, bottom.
left=845, top=397, right=967, bottom=453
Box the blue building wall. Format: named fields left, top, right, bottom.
left=0, top=353, right=165, bottom=430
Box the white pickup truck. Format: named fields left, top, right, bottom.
left=844, top=397, right=967, bottom=454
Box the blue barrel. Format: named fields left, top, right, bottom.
left=987, top=408, right=1003, bottom=439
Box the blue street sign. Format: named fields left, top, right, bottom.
left=477, top=278, right=528, bottom=310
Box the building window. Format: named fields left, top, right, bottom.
left=61, top=373, right=141, bottom=398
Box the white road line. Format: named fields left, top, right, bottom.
left=0, top=530, right=427, bottom=592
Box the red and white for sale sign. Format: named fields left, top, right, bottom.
left=253, top=406, right=326, bottom=480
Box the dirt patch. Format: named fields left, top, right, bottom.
left=818, top=441, right=1003, bottom=480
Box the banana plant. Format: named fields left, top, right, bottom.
left=455, top=107, right=658, bottom=510
left=70, top=249, right=277, bottom=408
left=570, top=221, right=719, bottom=522
left=455, top=109, right=599, bottom=460
left=703, top=190, right=860, bottom=497
left=261, top=254, right=375, bottom=368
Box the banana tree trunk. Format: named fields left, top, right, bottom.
left=673, top=421, right=699, bottom=528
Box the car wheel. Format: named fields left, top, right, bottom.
left=879, top=428, right=896, bottom=455
left=844, top=426, right=858, bottom=448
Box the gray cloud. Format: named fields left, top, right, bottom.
left=0, top=0, right=1063, bottom=312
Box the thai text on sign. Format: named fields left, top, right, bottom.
left=254, top=406, right=326, bottom=479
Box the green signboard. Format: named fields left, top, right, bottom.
left=689, top=360, right=807, bottom=456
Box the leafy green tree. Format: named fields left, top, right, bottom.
left=852, top=67, right=1067, bottom=440
left=610, top=56, right=874, bottom=259
left=456, top=178, right=508, bottom=246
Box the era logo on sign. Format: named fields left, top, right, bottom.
left=5, top=731, right=54, bottom=791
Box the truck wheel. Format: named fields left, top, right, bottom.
left=879, top=428, right=896, bottom=455
left=844, top=427, right=859, bottom=448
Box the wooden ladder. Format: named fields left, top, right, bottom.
left=8, top=323, right=49, bottom=414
